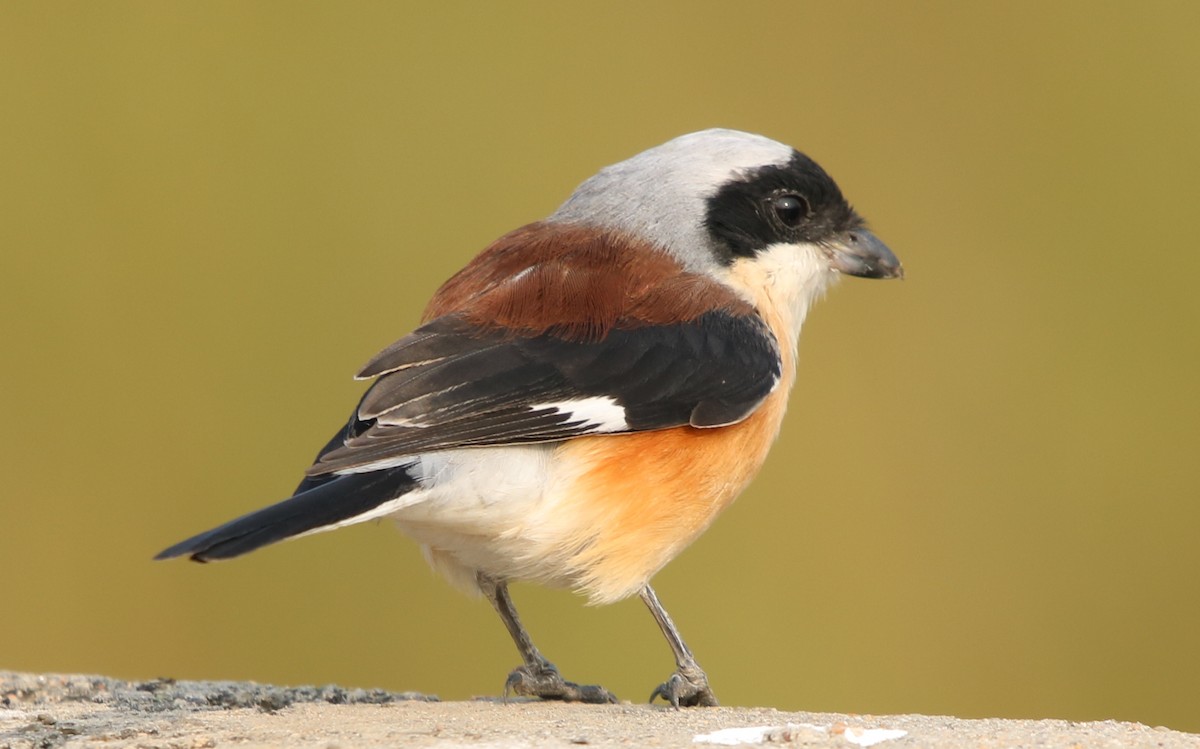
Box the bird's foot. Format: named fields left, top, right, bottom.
left=649, top=663, right=718, bottom=707
left=504, top=662, right=618, bottom=704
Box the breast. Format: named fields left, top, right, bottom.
left=531, top=363, right=795, bottom=604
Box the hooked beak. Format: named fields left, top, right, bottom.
left=824, top=230, right=904, bottom=280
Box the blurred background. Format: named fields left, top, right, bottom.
left=2, top=0, right=1198, bottom=733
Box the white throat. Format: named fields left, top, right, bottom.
left=718, top=243, right=838, bottom=348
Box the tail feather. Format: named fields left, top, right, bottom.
left=154, top=466, right=419, bottom=562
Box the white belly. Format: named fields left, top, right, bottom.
left=389, top=444, right=578, bottom=595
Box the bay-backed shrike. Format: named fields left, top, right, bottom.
left=157, top=129, right=902, bottom=707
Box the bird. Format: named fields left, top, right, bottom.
left=156, top=128, right=903, bottom=707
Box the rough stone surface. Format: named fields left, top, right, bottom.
left=1, top=671, right=1195, bottom=748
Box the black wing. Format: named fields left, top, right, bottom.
left=306, top=310, right=781, bottom=476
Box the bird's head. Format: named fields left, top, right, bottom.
left=550, top=128, right=902, bottom=336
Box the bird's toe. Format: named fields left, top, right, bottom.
left=504, top=663, right=617, bottom=704
left=649, top=665, right=718, bottom=708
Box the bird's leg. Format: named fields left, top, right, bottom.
left=641, top=585, right=718, bottom=707
left=477, top=573, right=617, bottom=704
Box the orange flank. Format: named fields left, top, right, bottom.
left=555, top=362, right=795, bottom=605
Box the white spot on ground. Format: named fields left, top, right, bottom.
left=694, top=723, right=907, bottom=746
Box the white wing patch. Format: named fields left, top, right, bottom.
left=534, top=396, right=627, bottom=433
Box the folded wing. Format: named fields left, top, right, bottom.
left=307, top=309, right=780, bottom=475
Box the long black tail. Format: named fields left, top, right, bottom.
left=154, top=466, right=418, bottom=562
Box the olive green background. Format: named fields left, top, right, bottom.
left=2, top=1, right=1198, bottom=733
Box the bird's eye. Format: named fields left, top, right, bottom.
left=771, top=194, right=809, bottom=228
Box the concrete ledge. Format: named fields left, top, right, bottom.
left=1, top=671, right=1193, bottom=748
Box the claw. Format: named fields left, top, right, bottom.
left=649, top=666, right=718, bottom=708
left=504, top=663, right=618, bottom=704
